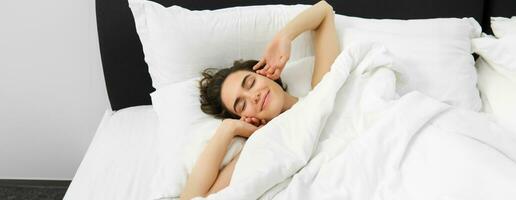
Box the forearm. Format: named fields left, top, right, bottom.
left=206, top=151, right=241, bottom=195
left=311, top=8, right=340, bottom=88
left=280, top=0, right=333, bottom=41
left=180, top=123, right=235, bottom=200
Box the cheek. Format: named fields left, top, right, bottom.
left=243, top=105, right=258, bottom=116
left=269, top=91, right=282, bottom=111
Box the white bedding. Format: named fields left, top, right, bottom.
left=64, top=106, right=162, bottom=200
left=65, top=43, right=516, bottom=200
left=195, top=43, right=516, bottom=200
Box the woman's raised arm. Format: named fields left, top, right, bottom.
left=253, top=1, right=340, bottom=89
left=308, top=2, right=340, bottom=89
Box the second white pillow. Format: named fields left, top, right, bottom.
left=335, top=16, right=482, bottom=111
left=491, top=16, right=516, bottom=38
left=473, top=34, right=516, bottom=133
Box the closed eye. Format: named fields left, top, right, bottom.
left=250, top=79, right=255, bottom=88
left=241, top=78, right=255, bottom=112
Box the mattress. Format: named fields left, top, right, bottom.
left=64, top=106, right=160, bottom=200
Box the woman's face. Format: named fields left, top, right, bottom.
left=221, top=70, right=286, bottom=122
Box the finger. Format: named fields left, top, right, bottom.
left=267, top=65, right=275, bottom=74
left=260, top=68, right=271, bottom=76
left=259, top=69, right=267, bottom=76
left=253, top=118, right=261, bottom=126
left=248, top=117, right=256, bottom=125
left=261, top=119, right=266, bottom=125
left=272, top=69, right=280, bottom=79
left=251, top=117, right=259, bottom=124
left=253, top=58, right=265, bottom=70
left=262, top=64, right=270, bottom=73
left=268, top=70, right=276, bottom=80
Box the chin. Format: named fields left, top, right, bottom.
left=269, top=105, right=282, bottom=119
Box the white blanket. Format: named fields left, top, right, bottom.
left=195, top=43, right=516, bottom=200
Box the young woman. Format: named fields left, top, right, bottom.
left=180, top=1, right=340, bottom=199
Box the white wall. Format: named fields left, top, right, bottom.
left=0, top=0, right=108, bottom=180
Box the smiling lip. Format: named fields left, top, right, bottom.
left=261, top=90, right=269, bottom=111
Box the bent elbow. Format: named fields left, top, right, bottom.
left=320, top=0, right=334, bottom=13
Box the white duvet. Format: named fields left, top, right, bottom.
left=191, top=43, right=516, bottom=200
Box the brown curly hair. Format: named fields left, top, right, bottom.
left=198, top=59, right=288, bottom=119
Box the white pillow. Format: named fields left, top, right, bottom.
left=148, top=57, right=315, bottom=199
left=472, top=34, right=516, bottom=133
left=128, top=0, right=314, bottom=89
left=491, top=16, right=516, bottom=38
left=147, top=77, right=197, bottom=199
left=473, top=35, right=516, bottom=72
left=335, top=16, right=482, bottom=111
left=279, top=56, right=314, bottom=97
left=336, top=15, right=481, bottom=37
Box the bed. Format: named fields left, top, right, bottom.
left=64, top=106, right=160, bottom=199
left=64, top=0, right=516, bottom=199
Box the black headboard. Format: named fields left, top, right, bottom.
left=97, top=0, right=511, bottom=111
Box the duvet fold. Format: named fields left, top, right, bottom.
left=195, top=42, right=516, bottom=200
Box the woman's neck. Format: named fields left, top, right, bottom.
left=281, top=93, right=299, bottom=113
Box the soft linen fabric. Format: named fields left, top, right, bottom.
left=491, top=16, right=516, bottom=38
left=335, top=16, right=482, bottom=111
left=195, top=43, right=516, bottom=200
left=277, top=56, right=314, bottom=97
left=64, top=106, right=162, bottom=200
left=473, top=35, right=516, bottom=72
left=128, top=0, right=314, bottom=88
left=194, top=41, right=367, bottom=200
left=148, top=56, right=316, bottom=199
left=473, top=34, right=516, bottom=133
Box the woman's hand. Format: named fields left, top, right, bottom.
left=253, top=32, right=292, bottom=80
left=222, top=117, right=266, bottom=138
left=241, top=116, right=267, bottom=128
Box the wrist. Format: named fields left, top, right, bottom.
left=221, top=119, right=238, bottom=137
left=278, top=29, right=295, bottom=42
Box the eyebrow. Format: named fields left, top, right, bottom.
left=233, top=74, right=251, bottom=113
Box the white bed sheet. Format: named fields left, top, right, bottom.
left=64, top=105, right=161, bottom=200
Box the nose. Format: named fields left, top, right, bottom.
left=245, top=90, right=260, bottom=106
left=253, top=91, right=260, bottom=105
